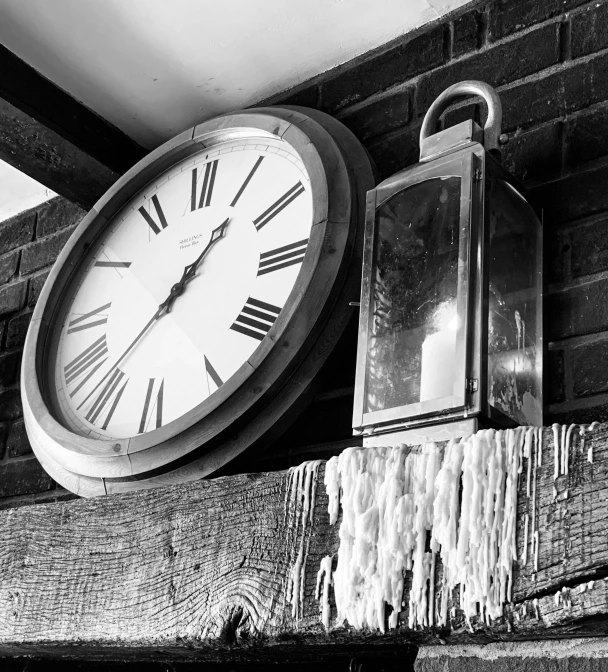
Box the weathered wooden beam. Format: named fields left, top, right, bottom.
left=0, top=46, right=149, bottom=209
left=0, top=45, right=146, bottom=174
left=0, top=97, right=119, bottom=210
left=1, top=424, right=608, bottom=662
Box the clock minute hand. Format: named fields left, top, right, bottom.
left=78, top=218, right=231, bottom=411
left=161, top=217, right=230, bottom=314
left=76, top=307, right=164, bottom=410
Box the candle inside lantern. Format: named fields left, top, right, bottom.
left=420, top=315, right=458, bottom=402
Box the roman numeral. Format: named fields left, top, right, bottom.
left=230, top=298, right=281, bottom=341
left=67, top=303, right=111, bottom=334
left=138, top=378, right=164, bottom=434
left=84, top=368, right=128, bottom=427
left=139, top=194, right=169, bottom=235
left=258, top=238, right=308, bottom=276
left=230, top=155, right=264, bottom=207
left=253, top=182, right=305, bottom=231
left=94, top=261, right=131, bottom=268
left=64, top=335, right=109, bottom=397
left=191, top=160, right=219, bottom=211
left=204, top=356, right=223, bottom=393
left=99, top=377, right=129, bottom=431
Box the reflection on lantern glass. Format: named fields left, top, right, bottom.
left=486, top=178, right=542, bottom=425
left=364, top=176, right=462, bottom=414
left=420, top=304, right=458, bottom=402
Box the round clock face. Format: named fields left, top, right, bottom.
left=48, top=136, right=313, bottom=440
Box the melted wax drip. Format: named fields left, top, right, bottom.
left=315, top=555, right=333, bottom=630
left=316, top=422, right=599, bottom=631
left=321, top=428, right=531, bottom=631
left=285, top=460, right=322, bottom=622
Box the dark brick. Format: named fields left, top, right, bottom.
left=499, top=49, right=608, bottom=133
left=0, top=458, right=54, bottom=498
left=547, top=349, right=565, bottom=403
left=547, top=401, right=608, bottom=426
left=452, top=10, right=480, bottom=58
left=20, top=226, right=75, bottom=275
left=270, top=83, right=320, bottom=109
left=6, top=311, right=32, bottom=349
left=571, top=216, right=608, bottom=278
left=27, top=270, right=50, bottom=309
left=531, top=161, right=608, bottom=227
left=7, top=420, right=31, bottom=457
left=571, top=2, right=608, bottom=58
left=571, top=339, right=608, bottom=397
left=546, top=228, right=566, bottom=283
left=0, top=250, right=19, bottom=285
left=0, top=281, right=26, bottom=317
left=501, top=71, right=563, bottom=132
left=566, top=105, right=608, bottom=168
left=501, top=122, right=562, bottom=183
left=416, top=653, right=608, bottom=672
left=366, top=122, right=421, bottom=181
left=0, top=209, right=35, bottom=256
left=35, top=197, right=85, bottom=238
left=0, top=658, right=28, bottom=672
left=0, top=350, right=20, bottom=387
left=0, top=655, right=26, bottom=670
left=321, top=25, right=445, bottom=113
left=562, top=51, right=608, bottom=114
left=489, top=0, right=588, bottom=41
left=338, top=88, right=411, bottom=142
left=416, top=23, right=560, bottom=117
left=440, top=101, right=483, bottom=131
left=0, top=388, right=21, bottom=421
left=547, top=278, right=608, bottom=340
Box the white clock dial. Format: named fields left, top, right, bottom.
left=50, top=137, right=313, bottom=440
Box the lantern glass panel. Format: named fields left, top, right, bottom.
left=364, top=176, right=463, bottom=415
left=486, top=177, right=543, bottom=425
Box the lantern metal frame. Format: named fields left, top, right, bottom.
left=353, top=81, right=543, bottom=442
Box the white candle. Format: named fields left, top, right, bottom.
left=420, top=328, right=456, bottom=401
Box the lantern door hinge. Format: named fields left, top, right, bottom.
left=466, top=378, right=478, bottom=393
left=473, top=168, right=483, bottom=182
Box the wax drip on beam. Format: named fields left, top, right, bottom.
left=316, top=423, right=601, bottom=633
left=552, top=422, right=599, bottom=480
left=284, top=460, right=322, bottom=623
left=320, top=428, right=530, bottom=632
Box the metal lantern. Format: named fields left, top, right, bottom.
left=353, top=81, right=543, bottom=446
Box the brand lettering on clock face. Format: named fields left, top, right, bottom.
left=53, top=138, right=313, bottom=441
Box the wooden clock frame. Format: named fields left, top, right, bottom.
left=22, top=106, right=375, bottom=496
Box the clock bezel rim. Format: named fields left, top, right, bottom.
left=46, top=128, right=319, bottom=445
left=22, top=107, right=360, bottom=481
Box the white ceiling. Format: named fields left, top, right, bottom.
left=0, top=0, right=471, bottom=150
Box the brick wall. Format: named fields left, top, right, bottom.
left=0, top=197, right=84, bottom=508
left=3, top=0, right=608, bottom=508
left=269, top=0, right=608, bottom=430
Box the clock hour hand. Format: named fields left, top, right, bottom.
left=161, top=217, right=230, bottom=314
left=78, top=218, right=231, bottom=412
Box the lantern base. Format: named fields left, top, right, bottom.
left=361, top=418, right=483, bottom=448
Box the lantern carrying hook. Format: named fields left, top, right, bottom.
left=419, top=80, right=503, bottom=156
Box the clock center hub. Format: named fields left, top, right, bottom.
left=105, top=206, right=258, bottom=381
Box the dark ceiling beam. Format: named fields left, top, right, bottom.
left=0, top=96, right=119, bottom=210
left=0, top=44, right=146, bottom=174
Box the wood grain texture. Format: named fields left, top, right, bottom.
left=3, top=425, right=608, bottom=661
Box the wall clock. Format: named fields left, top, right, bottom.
left=22, top=106, right=375, bottom=496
